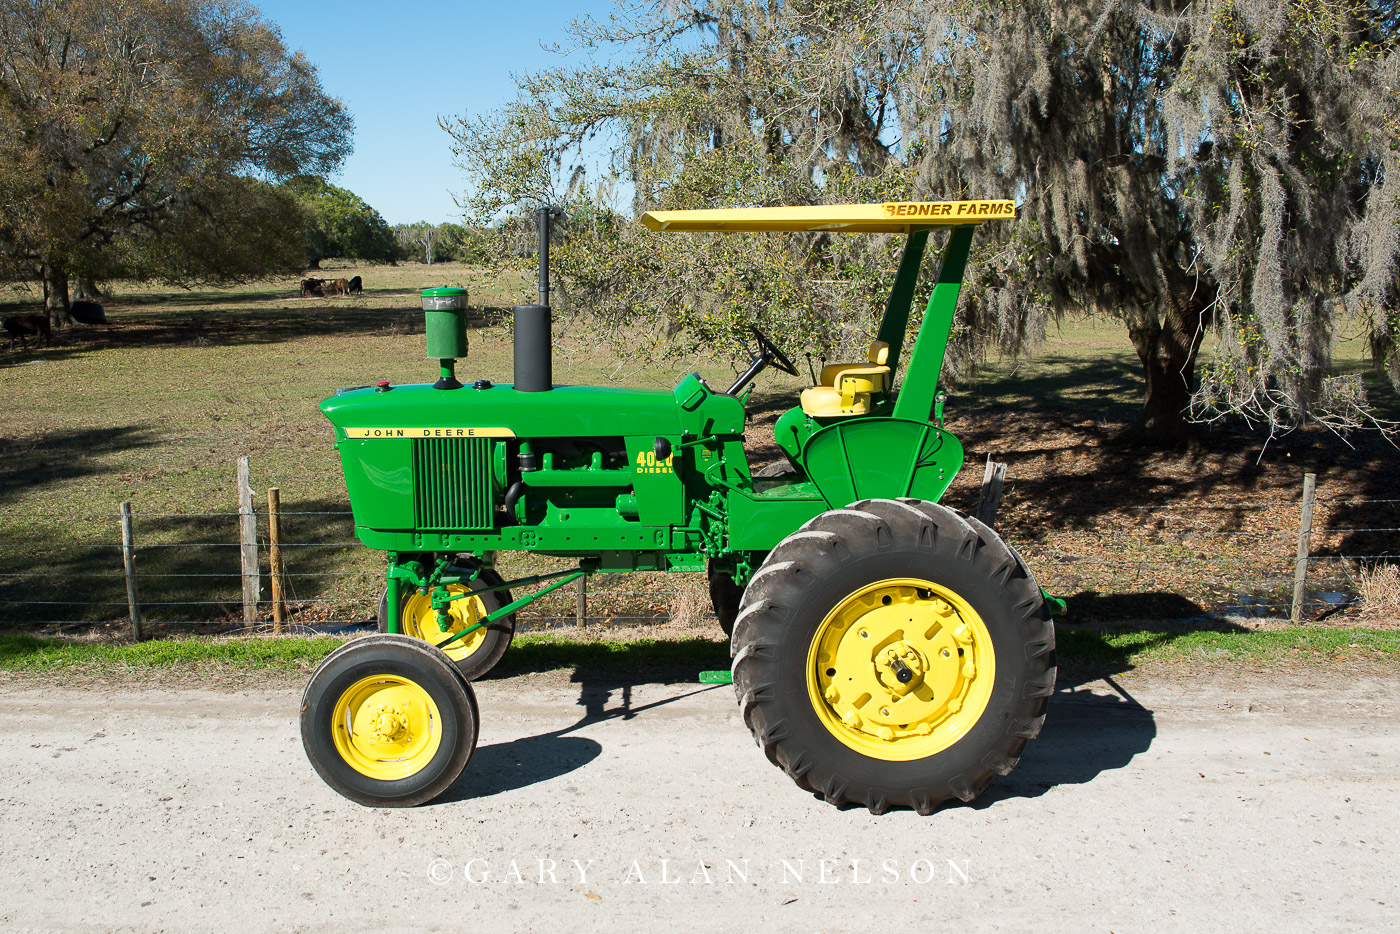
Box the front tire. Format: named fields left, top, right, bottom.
left=300, top=634, right=478, bottom=807
left=731, top=498, right=1055, bottom=814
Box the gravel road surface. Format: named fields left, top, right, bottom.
left=1, top=666, right=1396, bottom=932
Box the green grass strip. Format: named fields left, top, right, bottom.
left=1054, top=626, right=1400, bottom=664
left=0, top=627, right=1394, bottom=674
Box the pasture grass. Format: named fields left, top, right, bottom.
left=2, top=258, right=1398, bottom=633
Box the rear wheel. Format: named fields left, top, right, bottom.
left=707, top=562, right=743, bottom=638
left=731, top=498, right=1055, bottom=814
left=300, top=634, right=478, bottom=807
left=378, top=563, right=515, bottom=681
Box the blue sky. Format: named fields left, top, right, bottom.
left=256, top=0, right=617, bottom=225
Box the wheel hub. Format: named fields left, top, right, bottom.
left=875, top=640, right=926, bottom=695
left=403, top=584, right=486, bottom=661
left=370, top=704, right=410, bottom=743
left=807, top=579, right=996, bottom=761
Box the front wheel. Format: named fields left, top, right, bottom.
left=731, top=498, right=1055, bottom=814
left=300, top=635, right=478, bottom=807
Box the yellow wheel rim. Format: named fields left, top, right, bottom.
left=401, top=584, right=488, bottom=662
left=806, top=578, right=995, bottom=761
left=330, top=674, right=443, bottom=780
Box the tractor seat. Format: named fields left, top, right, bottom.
left=799, top=340, right=891, bottom=417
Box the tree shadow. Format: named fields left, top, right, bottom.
left=1062, top=590, right=1208, bottom=624
left=0, top=298, right=498, bottom=369
left=0, top=425, right=162, bottom=507
left=961, top=356, right=1145, bottom=421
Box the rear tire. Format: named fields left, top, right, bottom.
left=378, top=563, right=515, bottom=681
left=731, top=498, right=1055, bottom=814
left=707, top=562, right=743, bottom=638
left=300, top=634, right=478, bottom=807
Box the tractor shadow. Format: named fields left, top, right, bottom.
left=435, top=673, right=726, bottom=803
left=970, top=673, right=1157, bottom=810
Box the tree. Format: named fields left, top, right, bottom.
left=0, top=0, right=353, bottom=322
left=290, top=177, right=400, bottom=267
left=444, top=0, right=1400, bottom=444
left=393, top=221, right=496, bottom=265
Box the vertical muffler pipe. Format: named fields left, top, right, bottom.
left=512, top=303, right=552, bottom=392
left=513, top=205, right=560, bottom=393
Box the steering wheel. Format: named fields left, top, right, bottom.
left=749, top=326, right=799, bottom=376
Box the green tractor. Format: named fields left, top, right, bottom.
left=300, top=200, right=1056, bottom=814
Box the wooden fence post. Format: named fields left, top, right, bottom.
left=119, top=501, right=142, bottom=640
left=237, top=456, right=260, bottom=625
left=1291, top=472, right=1317, bottom=624
left=267, top=487, right=287, bottom=633
left=975, top=455, right=1008, bottom=527
left=575, top=574, right=587, bottom=627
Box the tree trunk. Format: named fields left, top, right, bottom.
left=1121, top=297, right=1209, bottom=447
left=74, top=276, right=105, bottom=301
left=42, top=262, right=72, bottom=327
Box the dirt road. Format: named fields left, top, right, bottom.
left=1, top=665, right=1396, bottom=932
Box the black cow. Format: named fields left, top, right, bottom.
left=348, top=275, right=362, bottom=295
left=70, top=300, right=107, bottom=324
left=3, top=314, right=51, bottom=350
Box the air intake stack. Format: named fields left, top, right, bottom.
left=422, top=287, right=469, bottom=390
left=513, top=206, right=561, bottom=393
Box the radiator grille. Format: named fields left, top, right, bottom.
left=412, top=437, right=494, bottom=530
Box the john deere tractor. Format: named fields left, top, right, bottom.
left=300, top=200, right=1056, bottom=814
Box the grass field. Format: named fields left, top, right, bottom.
left=2, top=258, right=1398, bottom=645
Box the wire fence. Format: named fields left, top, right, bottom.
left=0, top=504, right=712, bottom=634
left=1, top=474, right=1396, bottom=636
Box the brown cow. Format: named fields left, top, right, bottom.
left=300, top=277, right=325, bottom=297
left=324, top=277, right=350, bottom=297
left=2, top=313, right=51, bottom=350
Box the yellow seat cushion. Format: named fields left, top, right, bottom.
left=801, top=385, right=872, bottom=417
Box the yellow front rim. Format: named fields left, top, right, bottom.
left=331, top=674, right=443, bottom=780
left=401, top=585, right=488, bottom=661
left=806, top=578, right=995, bottom=762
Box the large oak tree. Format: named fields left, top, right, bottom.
left=446, top=0, right=1400, bottom=444
left=0, top=0, right=352, bottom=323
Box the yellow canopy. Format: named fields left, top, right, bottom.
left=640, top=200, right=1015, bottom=233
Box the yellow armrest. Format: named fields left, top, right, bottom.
left=836, top=366, right=888, bottom=394
left=820, top=363, right=889, bottom=389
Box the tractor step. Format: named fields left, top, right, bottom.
left=698, top=670, right=733, bottom=684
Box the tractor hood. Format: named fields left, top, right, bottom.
left=320, top=382, right=685, bottom=439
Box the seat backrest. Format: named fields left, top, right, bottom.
left=867, top=340, right=890, bottom=366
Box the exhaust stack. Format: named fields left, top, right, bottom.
left=513, top=206, right=561, bottom=393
